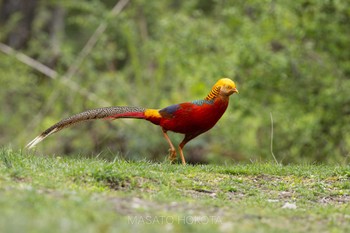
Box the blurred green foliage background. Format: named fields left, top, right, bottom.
left=0, top=0, right=349, bottom=164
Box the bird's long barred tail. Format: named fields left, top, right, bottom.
left=26, top=106, right=146, bottom=149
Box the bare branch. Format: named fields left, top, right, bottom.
left=0, top=43, right=58, bottom=79
left=65, top=0, right=130, bottom=80
left=0, top=42, right=111, bottom=106
left=9, top=0, right=130, bottom=145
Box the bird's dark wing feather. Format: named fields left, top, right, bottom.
left=159, top=104, right=181, bottom=118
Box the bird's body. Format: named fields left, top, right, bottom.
left=26, top=78, right=238, bottom=164
left=156, top=99, right=228, bottom=135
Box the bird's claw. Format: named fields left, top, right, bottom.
left=168, top=148, right=177, bottom=163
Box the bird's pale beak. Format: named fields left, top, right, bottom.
left=233, top=88, right=239, bottom=94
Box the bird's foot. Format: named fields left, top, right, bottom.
left=168, top=148, right=177, bottom=163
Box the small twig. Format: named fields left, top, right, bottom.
left=270, top=112, right=279, bottom=165
left=65, top=0, right=130, bottom=80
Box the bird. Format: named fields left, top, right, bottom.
left=26, top=78, right=238, bottom=165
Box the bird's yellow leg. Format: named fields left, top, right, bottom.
left=177, top=133, right=199, bottom=165
left=178, top=146, right=186, bottom=165
left=178, top=138, right=191, bottom=165
left=162, top=129, right=177, bottom=163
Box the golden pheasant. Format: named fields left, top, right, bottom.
left=26, top=78, right=238, bottom=164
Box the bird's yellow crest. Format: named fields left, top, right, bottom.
left=214, top=78, right=237, bottom=89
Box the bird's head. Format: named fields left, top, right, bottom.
left=215, top=78, right=239, bottom=96
left=205, top=78, right=238, bottom=100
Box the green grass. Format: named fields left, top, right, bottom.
left=0, top=148, right=349, bottom=233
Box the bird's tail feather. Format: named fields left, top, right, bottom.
left=26, top=106, right=146, bottom=149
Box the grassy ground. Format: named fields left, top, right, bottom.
left=0, top=147, right=349, bottom=233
